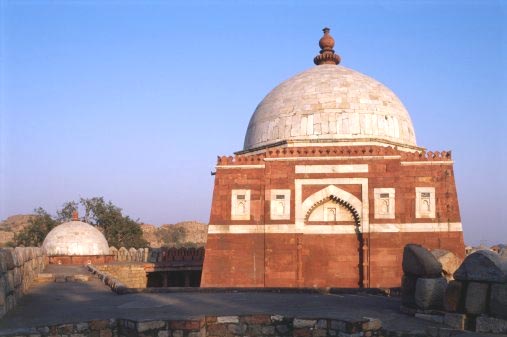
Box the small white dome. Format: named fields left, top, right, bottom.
left=42, top=220, right=109, bottom=256
left=244, top=64, right=417, bottom=151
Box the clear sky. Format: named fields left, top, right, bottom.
left=0, top=0, right=505, bottom=246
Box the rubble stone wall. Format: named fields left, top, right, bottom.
left=94, top=263, right=147, bottom=288
left=0, top=315, right=383, bottom=337
left=0, top=247, right=46, bottom=318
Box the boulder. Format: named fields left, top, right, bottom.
left=465, top=282, right=489, bottom=315
left=454, top=250, right=507, bottom=283
left=0, top=250, right=15, bottom=270
left=401, top=274, right=417, bottom=307
left=490, top=283, right=507, bottom=319
left=444, top=280, right=463, bottom=312
left=403, top=244, right=442, bottom=277
left=414, top=277, right=447, bottom=309
left=431, top=249, right=462, bottom=281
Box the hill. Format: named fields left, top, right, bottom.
left=0, top=214, right=34, bottom=247
left=140, top=221, right=208, bottom=248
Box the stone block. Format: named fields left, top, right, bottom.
left=476, top=315, right=507, bottom=334
left=444, top=280, right=463, bottom=312
left=75, top=323, right=89, bottom=332
left=0, top=249, right=15, bottom=270
left=403, top=244, right=442, bottom=277
left=276, top=324, right=289, bottom=334
left=293, top=328, right=312, bottom=337
left=414, top=313, right=444, bottom=323
left=361, top=317, right=381, bottom=331
left=216, top=316, right=239, bottom=323
left=261, top=325, right=275, bottom=335
left=454, top=250, right=507, bottom=283
left=157, top=330, right=169, bottom=337
left=415, top=277, right=447, bottom=309
left=227, top=323, right=246, bottom=334
left=242, top=314, right=271, bottom=324
left=465, top=282, right=489, bottom=315
left=431, top=249, right=462, bottom=281
left=293, top=319, right=317, bottom=328
left=401, top=274, right=417, bottom=307
left=443, top=313, right=466, bottom=330
left=490, top=283, right=507, bottom=319
left=136, top=320, right=165, bottom=332
left=90, top=320, right=110, bottom=331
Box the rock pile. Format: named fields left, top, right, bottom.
left=444, top=250, right=507, bottom=333
left=401, top=244, right=507, bottom=335
left=401, top=244, right=447, bottom=310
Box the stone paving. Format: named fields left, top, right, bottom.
left=0, top=266, right=499, bottom=336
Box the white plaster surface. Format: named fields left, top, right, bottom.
left=231, top=189, right=251, bottom=220
left=296, top=179, right=369, bottom=233
left=295, top=164, right=368, bottom=174
left=374, top=188, right=396, bottom=219
left=415, top=187, right=436, bottom=219
left=270, top=189, right=291, bottom=220
left=244, top=64, right=417, bottom=150
left=42, top=221, right=109, bottom=256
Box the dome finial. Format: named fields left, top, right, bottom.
left=72, top=210, right=78, bottom=221
left=314, top=27, right=341, bottom=66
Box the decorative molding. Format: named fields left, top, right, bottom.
left=216, top=165, right=265, bottom=169
left=207, top=222, right=463, bottom=234
left=295, top=164, right=368, bottom=174
left=265, top=156, right=400, bottom=162
left=401, top=161, right=454, bottom=166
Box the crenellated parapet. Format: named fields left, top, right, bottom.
left=216, top=145, right=453, bottom=166
left=400, top=150, right=452, bottom=161
left=217, top=153, right=266, bottom=165
left=109, top=246, right=149, bottom=263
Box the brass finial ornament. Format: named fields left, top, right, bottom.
left=314, top=27, right=341, bottom=65
left=72, top=210, right=78, bottom=221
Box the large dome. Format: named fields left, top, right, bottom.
left=243, top=29, right=417, bottom=151
left=42, top=220, right=109, bottom=256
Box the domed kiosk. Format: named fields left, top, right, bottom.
left=202, top=28, right=465, bottom=288
left=43, top=211, right=113, bottom=265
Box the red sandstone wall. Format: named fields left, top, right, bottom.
left=202, top=146, right=465, bottom=288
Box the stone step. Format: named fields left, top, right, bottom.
left=35, top=273, right=55, bottom=283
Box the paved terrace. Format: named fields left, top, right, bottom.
left=0, top=266, right=497, bottom=336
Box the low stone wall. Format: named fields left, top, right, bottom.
left=0, top=247, right=46, bottom=318
left=0, top=315, right=384, bottom=337
left=90, top=263, right=148, bottom=289
left=109, top=247, right=149, bottom=262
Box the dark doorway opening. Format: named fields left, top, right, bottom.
left=147, top=270, right=202, bottom=287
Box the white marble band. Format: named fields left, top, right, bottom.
left=207, top=222, right=463, bottom=235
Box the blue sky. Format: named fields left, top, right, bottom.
left=0, top=0, right=505, bottom=246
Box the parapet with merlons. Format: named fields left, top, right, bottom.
left=216, top=145, right=453, bottom=166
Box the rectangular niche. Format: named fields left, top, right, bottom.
left=374, top=188, right=395, bottom=219
left=231, top=189, right=251, bottom=221
left=416, top=187, right=436, bottom=219
left=270, top=189, right=291, bottom=220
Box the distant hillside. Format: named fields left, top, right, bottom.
left=1, top=214, right=207, bottom=248
left=0, top=214, right=34, bottom=247
left=140, top=221, right=208, bottom=248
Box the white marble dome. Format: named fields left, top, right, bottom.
left=243, top=64, right=417, bottom=151
left=42, top=220, right=109, bottom=256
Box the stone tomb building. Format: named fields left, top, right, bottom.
left=42, top=211, right=113, bottom=265
left=201, top=28, right=465, bottom=288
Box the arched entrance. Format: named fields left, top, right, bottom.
left=301, top=186, right=366, bottom=288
